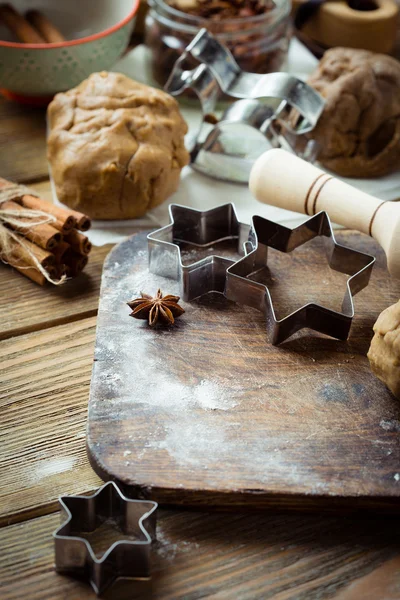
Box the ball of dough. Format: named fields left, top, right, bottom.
left=307, top=47, right=400, bottom=178
left=368, top=300, right=400, bottom=399
left=47, top=72, right=189, bottom=220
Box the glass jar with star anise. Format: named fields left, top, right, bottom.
left=145, top=0, right=291, bottom=88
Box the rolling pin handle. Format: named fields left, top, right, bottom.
left=249, top=149, right=400, bottom=279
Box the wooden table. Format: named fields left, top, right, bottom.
left=0, top=95, right=399, bottom=600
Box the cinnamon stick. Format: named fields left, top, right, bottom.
left=52, top=240, right=70, bottom=263
left=67, top=209, right=91, bottom=232
left=52, top=240, right=73, bottom=280
left=0, top=4, right=46, bottom=43
left=25, top=10, right=66, bottom=43
left=74, top=254, right=88, bottom=275
left=13, top=264, right=46, bottom=285
left=5, top=233, right=55, bottom=269
left=15, top=263, right=58, bottom=286
left=64, top=230, right=92, bottom=255
left=20, top=195, right=77, bottom=233
left=63, top=248, right=88, bottom=276
left=0, top=179, right=91, bottom=233
left=0, top=226, right=55, bottom=285
left=2, top=200, right=62, bottom=251
left=58, top=264, right=71, bottom=279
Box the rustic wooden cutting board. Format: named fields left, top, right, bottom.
left=87, top=230, right=400, bottom=512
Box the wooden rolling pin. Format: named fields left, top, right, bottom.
left=249, top=149, right=400, bottom=279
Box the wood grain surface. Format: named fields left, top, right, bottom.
left=88, top=230, right=400, bottom=512
left=1, top=509, right=399, bottom=600
left=0, top=318, right=102, bottom=525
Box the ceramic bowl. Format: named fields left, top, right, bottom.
left=0, top=0, right=139, bottom=101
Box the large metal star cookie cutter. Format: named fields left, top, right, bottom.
left=226, top=211, right=376, bottom=344
left=54, top=481, right=157, bottom=596
left=165, top=28, right=325, bottom=183
left=148, top=204, right=375, bottom=344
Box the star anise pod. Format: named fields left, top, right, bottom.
left=127, top=289, right=185, bottom=327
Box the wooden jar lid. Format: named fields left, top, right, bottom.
left=299, top=0, right=399, bottom=54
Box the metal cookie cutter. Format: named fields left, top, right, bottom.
left=165, top=28, right=325, bottom=183
left=148, top=205, right=375, bottom=344
left=148, top=203, right=250, bottom=301
left=225, top=211, right=376, bottom=344
left=54, top=481, right=157, bottom=596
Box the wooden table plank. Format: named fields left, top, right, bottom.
left=0, top=510, right=399, bottom=600
left=0, top=97, right=48, bottom=183
left=0, top=318, right=102, bottom=525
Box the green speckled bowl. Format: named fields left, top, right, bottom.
left=0, top=0, right=139, bottom=102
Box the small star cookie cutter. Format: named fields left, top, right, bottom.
left=225, top=211, right=376, bottom=344
left=53, top=481, right=157, bottom=596
left=147, top=203, right=250, bottom=301
left=148, top=205, right=375, bottom=344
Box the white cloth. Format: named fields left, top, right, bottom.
left=52, top=41, right=400, bottom=246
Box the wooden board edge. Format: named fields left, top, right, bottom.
left=86, top=442, right=400, bottom=515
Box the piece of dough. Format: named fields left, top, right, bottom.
left=307, top=47, right=400, bottom=178
left=47, top=71, right=189, bottom=220
left=368, top=300, right=400, bottom=399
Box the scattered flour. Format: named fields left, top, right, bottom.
left=91, top=312, right=241, bottom=415
left=380, top=419, right=400, bottom=432
left=29, top=456, right=77, bottom=484
left=155, top=527, right=200, bottom=561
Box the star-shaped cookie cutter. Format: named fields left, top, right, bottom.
left=148, top=205, right=375, bottom=344
left=148, top=203, right=250, bottom=301
left=53, top=481, right=157, bottom=596
left=225, top=211, right=376, bottom=344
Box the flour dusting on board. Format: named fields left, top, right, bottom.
left=91, top=257, right=242, bottom=416
left=380, top=419, right=400, bottom=432
left=151, top=414, right=303, bottom=488
left=93, top=332, right=240, bottom=414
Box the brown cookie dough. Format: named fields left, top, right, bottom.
left=307, top=47, right=400, bottom=178
left=368, top=300, right=400, bottom=399
left=47, top=72, right=189, bottom=220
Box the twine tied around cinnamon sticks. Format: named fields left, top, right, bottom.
left=0, top=178, right=92, bottom=286
left=0, top=183, right=66, bottom=284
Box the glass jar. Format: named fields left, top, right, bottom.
left=145, top=0, right=291, bottom=88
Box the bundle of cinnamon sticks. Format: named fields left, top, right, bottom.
left=0, top=3, right=66, bottom=44
left=0, top=178, right=92, bottom=285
